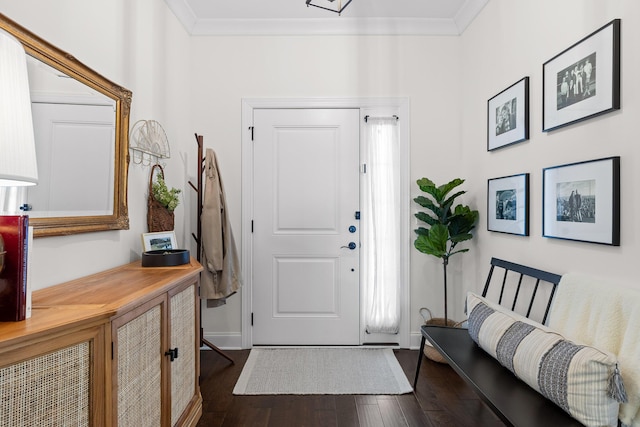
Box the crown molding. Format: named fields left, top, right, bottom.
left=191, top=17, right=460, bottom=36
left=164, top=0, right=199, bottom=31
left=454, top=0, right=488, bottom=34
left=164, top=0, right=489, bottom=36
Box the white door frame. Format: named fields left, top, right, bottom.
left=241, top=98, right=410, bottom=349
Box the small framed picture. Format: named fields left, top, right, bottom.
left=543, top=157, right=620, bottom=245
left=141, top=231, right=178, bottom=252
left=487, top=173, right=529, bottom=236
left=487, top=77, right=529, bottom=151
left=543, top=19, right=620, bottom=132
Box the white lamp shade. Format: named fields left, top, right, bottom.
left=0, top=28, right=37, bottom=186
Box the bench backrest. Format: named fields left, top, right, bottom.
left=481, top=258, right=562, bottom=325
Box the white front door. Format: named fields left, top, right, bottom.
left=252, top=108, right=360, bottom=345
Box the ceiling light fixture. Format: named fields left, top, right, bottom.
left=306, top=0, right=353, bottom=16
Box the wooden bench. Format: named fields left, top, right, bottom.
left=413, top=258, right=583, bottom=427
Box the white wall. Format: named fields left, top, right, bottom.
left=0, top=1, right=463, bottom=347
left=0, top=0, right=193, bottom=284
left=5, top=0, right=637, bottom=349
left=459, top=0, right=640, bottom=309
left=188, top=35, right=462, bottom=345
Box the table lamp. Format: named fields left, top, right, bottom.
left=0, top=27, right=38, bottom=274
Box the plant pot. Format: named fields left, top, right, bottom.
left=423, top=317, right=458, bottom=364
left=420, top=308, right=460, bottom=364
left=147, top=164, right=176, bottom=232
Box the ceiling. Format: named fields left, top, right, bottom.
left=163, top=0, right=490, bottom=36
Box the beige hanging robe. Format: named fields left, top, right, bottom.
left=200, top=148, right=241, bottom=307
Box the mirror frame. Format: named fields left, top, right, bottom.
left=0, top=13, right=131, bottom=237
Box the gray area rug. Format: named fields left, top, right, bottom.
left=233, top=347, right=413, bottom=395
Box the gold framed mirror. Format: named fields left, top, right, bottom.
left=0, top=13, right=131, bottom=237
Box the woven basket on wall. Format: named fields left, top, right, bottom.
left=419, top=307, right=462, bottom=364
left=147, top=164, right=174, bottom=232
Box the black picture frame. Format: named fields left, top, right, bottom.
left=542, top=157, right=620, bottom=245
left=487, top=173, right=529, bottom=236
left=543, top=19, right=620, bottom=132
left=487, top=77, right=529, bottom=151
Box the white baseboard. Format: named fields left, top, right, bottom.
left=200, top=332, right=243, bottom=350
left=201, top=331, right=426, bottom=350
left=410, top=332, right=424, bottom=350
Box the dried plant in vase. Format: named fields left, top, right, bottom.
left=147, top=164, right=181, bottom=232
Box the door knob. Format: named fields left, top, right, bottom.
left=341, top=242, right=357, bottom=250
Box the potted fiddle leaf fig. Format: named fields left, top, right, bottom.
left=414, top=177, right=479, bottom=323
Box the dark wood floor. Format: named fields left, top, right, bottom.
left=196, top=349, right=505, bottom=427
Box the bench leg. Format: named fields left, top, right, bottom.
left=413, top=335, right=426, bottom=389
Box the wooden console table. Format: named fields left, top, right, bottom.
left=0, top=258, right=203, bottom=427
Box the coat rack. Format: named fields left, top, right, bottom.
left=189, top=133, right=234, bottom=364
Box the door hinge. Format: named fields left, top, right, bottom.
left=251, top=220, right=254, bottom=233
left=362, top=163, right=367, bottom=174
left=111, top=342, right=114, bottom=360
left=249, top=126, right=254, bottom=141
left=251, top=312, right=254, bottom=326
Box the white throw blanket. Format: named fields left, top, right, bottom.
left=549, top=273, right=640, bottom=427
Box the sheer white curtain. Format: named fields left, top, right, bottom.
left=362, top=117, right=401, bottom=334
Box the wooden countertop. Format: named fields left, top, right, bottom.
left=0, top=258, right=203, bottom=350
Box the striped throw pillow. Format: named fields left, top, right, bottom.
left=467, top=292, right=625, bottom=427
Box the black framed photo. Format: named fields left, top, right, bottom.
left=543, top=19, right=620, bottom=132
left=487, top=173, right=529, bottom=236
left=487, top=77, right=529, bottom=150
left=543, top=157, right=620, bottom=245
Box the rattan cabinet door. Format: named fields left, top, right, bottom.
left=168, top=282, right=198, bottom=426
left=112, top=295, right=166, bottom=427
left=0, top=325, right=106, bottom=427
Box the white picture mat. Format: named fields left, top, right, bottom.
left=488, top=174, right=528, bottom=235
left=543, top=159, right=615, bottom=244
left=543, top=23, right=615, bottom=130
left=488, top=79, right=527, bottom=150
left=141, top=231, right=178, bottom=252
